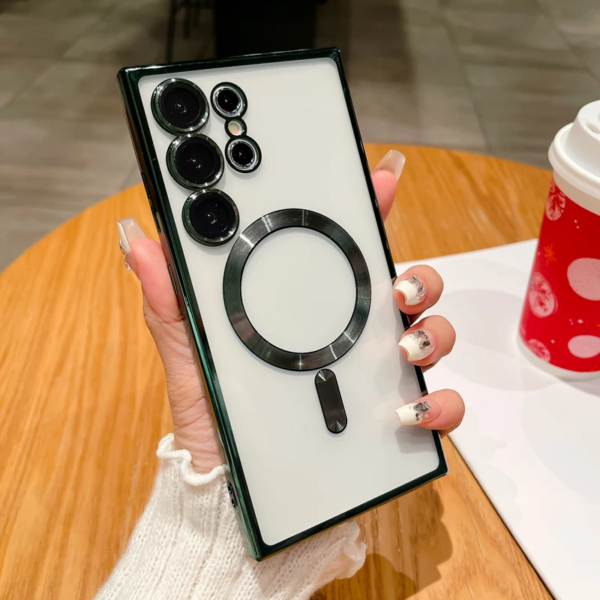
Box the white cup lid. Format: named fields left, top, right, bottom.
left=549, top=100, right=600, bottom=199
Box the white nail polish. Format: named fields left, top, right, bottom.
left=118, top=217, right=146, bottom=254
left=395, top=275, right=426, bottom=305
left=399, top=329, right=433, bottom=361
left=395, top=401, right=431, bottom=425
left=373, top=149, right=405, bottom=181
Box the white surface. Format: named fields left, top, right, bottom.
left=397, top=240, right=600, bottom=599
left=138, top=58, right=441, bottom=546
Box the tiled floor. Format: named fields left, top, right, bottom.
left=0, top=0, right=599, bottom=270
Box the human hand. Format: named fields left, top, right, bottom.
left=118, top=150, right=464, bottom=473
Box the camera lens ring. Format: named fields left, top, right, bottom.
left=152, top=78, right=209, bottom=134
left=182, top=189, right=239, bottom=246
left=211, top=82, right=247, bottom=119
left=167, top=134, right=224, bottom=190
left=226, top=136, right=261, bottom=173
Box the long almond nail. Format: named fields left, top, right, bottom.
left=399, top=329, right=434, bottom=362
left=395, top=275, right=426, bottom=306
left=395, top=399, right=441, bottom=426
left=373, top=149, right=405, bottom=181
left=117, top=218, right=146, bottom=270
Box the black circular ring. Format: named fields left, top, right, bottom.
left=223, top=209, right=371, bottom=372
left=151, top=78, right=209, bottom=135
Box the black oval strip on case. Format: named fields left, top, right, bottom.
left=315, top=369, right=347, bottom=434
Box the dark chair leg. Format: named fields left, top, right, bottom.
left=166, top=0, right=178, bottom=62
left=193, top=0, right=201, bottom=26
left=184, top=0, right=192, bottom=39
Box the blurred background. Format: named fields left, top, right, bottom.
left=0, top=0, right=598, bottom=270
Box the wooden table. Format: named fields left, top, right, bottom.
left=0, top=146, right=553, bottom=600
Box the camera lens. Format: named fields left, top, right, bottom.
left=231, top=142, right=253, bottom=167
left=226, top=137, right=261, bottom=173
left=167, top=134, right=224, bottom=189
left=162, top=87, right=200, bottom=127
left=183, top=190, right=239, bottom=246
left=217, top=89, right=240, bottom=113
left=152, top=79, right=209, bottom=134
left=211, top=83, right=247, bottom=118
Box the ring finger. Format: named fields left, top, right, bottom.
left=399, top=315, right=456, bottom=368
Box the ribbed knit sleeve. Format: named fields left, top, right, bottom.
left=95, top=434, right=366, bottom=599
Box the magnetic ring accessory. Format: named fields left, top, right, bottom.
left=225, top=136, right=261, bottom=173
left=151, top=78, right=209, bottom=135
left=223, top=209, right=371, bottom=372
left=182, top=189, right=239, bottom=246
left=225, top=118, right=247, bottom=138
left=211, top=82, right=247, bottom=119
left=167, top=134, right=224, bottom=190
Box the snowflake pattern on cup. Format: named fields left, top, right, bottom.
left=527, top=339, right=551, bottom=362
left=528, top=272, right=557, bottom=318
left=545, top=181, right=566, bottom=221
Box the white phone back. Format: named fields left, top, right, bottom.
left=134, top=53, right=444, bottom=550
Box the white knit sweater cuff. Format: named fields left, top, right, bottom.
left=95, top=434, right=366, bottom=600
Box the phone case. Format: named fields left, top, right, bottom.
left=118, top=48, right=447, bottom=560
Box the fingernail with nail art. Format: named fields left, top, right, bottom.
left=395, top=275, right=426, bottom=306
left=117, top=218, right=146, bottom=270
left=399, top=329, right=434, bottom=361
left=395, top=401, right=434, bottom=426
left=373, top=149, right=405, bottom=181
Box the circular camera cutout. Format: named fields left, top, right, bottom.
left=182, top=189, right=239, bottom=246
left=211, top=82, right=247, bottom=119
left=167, top=134, right=224, bottom=189
left=152, top=78, right=209, bottom=134
left=226, top=136, right=261, bottom=173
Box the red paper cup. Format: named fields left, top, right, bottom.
left=519, top=101, right=600, bottom=379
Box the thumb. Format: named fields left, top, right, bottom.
left=118, top=218, right=221, bottom=471
left=371, top=149, right=405, bottom=221
left=118, top=218, right=216, bottom=430
left=118, top=218, right=191, bottom=371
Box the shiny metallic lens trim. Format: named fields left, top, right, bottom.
left=211, top=83, right=247, bottom=119
left=151, top=78, right=209, bottom=135
left=225, top=136, right=261, bottom=173
left=223, top=209, right=371, bottom=372
left=182, top=189, right=239, bottom=246
left=167, top=134, right=224, bottom=190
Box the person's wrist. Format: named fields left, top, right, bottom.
left=174, top=429, right=223, bottom=474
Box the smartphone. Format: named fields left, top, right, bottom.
left=118, top=48, right=447, bottom=560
